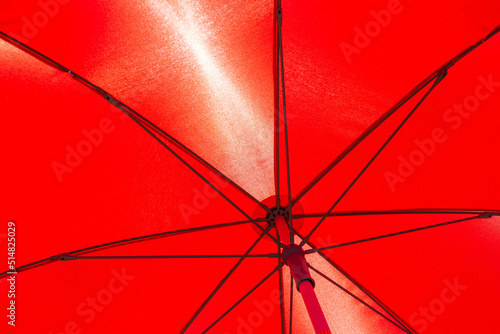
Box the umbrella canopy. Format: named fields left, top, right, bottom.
left=1, top=0, right=499, bottom=333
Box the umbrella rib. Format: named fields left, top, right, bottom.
left=67, top=254, right=279, bottom=259
left=71, top=219, right=263, bottom=255
left=180, top=227, right=271, bottom=333
left=305, top=214, right=491, bottom=254
left=0, top=258, right=51, bottom=279
left=0, top=31, right=282, bottom=246
left=0, top=31, right=271, bottom=216
left=201, top=263, right=285, bottom=333
left=278, top=246, right=286, bottom=334
left=275, top=196, right=290, bottom=334
left=277, top=5, right=294, bottom=244
left=296, top=231, right=417, bottom=333
left=292, top=209, right=500, bottom=219
left=275, top=3, right=281, bottom=210
left=287, top=24, right=500, bottom=214
left=300, top=69, right=449, bottom=247
left=308, top=264, right=410, bottom=333
left=289, top=273, right=294, bottom=334
left=0, top=219, right=264, bottom=278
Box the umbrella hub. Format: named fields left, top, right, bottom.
left=251, top=196, right=305, bottom=238
left=266, top=207, right=290, bottom=227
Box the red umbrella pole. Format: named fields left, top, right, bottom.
left=275, top=215, right=331, bottom=334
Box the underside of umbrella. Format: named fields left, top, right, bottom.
left=1, top=0, right=500, bottom=333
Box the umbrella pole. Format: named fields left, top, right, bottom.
left=275, top=215, right=331, bottom=334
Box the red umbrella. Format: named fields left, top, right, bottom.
left=1, top=0, right=499, bottom=333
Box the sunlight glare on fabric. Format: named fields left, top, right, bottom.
left=146, top=0, right=274, bottom=199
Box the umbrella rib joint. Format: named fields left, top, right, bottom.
left=49, top=254, right=77, bottom=261
left=275, top=215, right=331, bottom=334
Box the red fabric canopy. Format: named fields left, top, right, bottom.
left=1, top=0, right=499, bottom=333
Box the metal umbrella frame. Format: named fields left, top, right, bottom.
left=1, top=1, right=499, bottom=333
